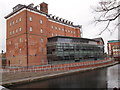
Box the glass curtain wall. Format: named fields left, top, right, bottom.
left=47, top=37, right=104, bottom=63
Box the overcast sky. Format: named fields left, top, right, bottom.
left=0, top=0, right=119, bottom=53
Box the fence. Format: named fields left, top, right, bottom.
left=1, top=58, right=117, bottom=73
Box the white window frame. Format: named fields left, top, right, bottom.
left=15, top=43, right=18, bottom=49
left=12, top=21, right=14, bottom=25
left=40, top=20, right=43, bottom=24
left=16, top=29, right=18, bottom=33
left=19, top=48, right=22, bottom=53
left=10, top=22, right=11, bottom=26
left=55, top=27, right=57, bottom=30
left=51, top=26, right=53, bottom=29
left=40, top=38, right=44, bottom=42
left=19, top=18, right=22, bottom=22
left=10, top=32, right=12, bottom=35
left=29, top=17, right=32, bottom=21
left=19, top=27, right=22, bottom=32
left=59, top=28, right=61, bottom=30
left=16, top=19, right=18, bottom=23
left=30, top=27, right=33, bottom=32
left=19, top=59, right=22, bottom=64
left=52, top=33, right=54, bottom=36
left=19, top=38, right=22, bottom=43
left=40, top=28, right=43, bottom=33
left=13, top=31, right=14, bottom=34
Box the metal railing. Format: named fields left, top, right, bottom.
left=0, top=58, right=117, bottom=73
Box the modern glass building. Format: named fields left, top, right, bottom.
left=47, top=36, right=104, bottom=63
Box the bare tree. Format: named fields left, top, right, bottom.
left=93, top=0, right=119, bottom=35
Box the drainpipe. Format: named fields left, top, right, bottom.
left=26, top=7, right=29, bottom=69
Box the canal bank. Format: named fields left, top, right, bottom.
left=10, top=63, right=120, bottom=89
left=2, top=59, right=118, bottom=88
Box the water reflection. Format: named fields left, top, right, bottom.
left=10, top=64, right=119, bottom=89
left=107, top=64, right=119, bottom=88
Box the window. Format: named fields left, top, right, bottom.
left=12, top=21, right=14, bottom=25
left=10, top=32, right=12, bottom=35
left=42, top=57, right=44, bottom=64
left=56, top=34, right=58, bottom=36
left=10, top=51, right=12, bottom=53
left=29, top=17, right=32, bottom=21
left=19, top=48, right=22, bottom=53
left=40, top=20, right=42, bottom=24
left=55, top=27, right=57, bottom=30
left=19, top=18, right=22, bottom=22
left=30, top=27, right=32, bottom=32
left=59, top=28, right=61, bottom=30
left=40, top=28, right=43, bottom=33
left=16, top=29, right=18, bottom=33
left=40, top=38, right=43, bottom=42
left=19, top=60, right=22, bottom=64
left=51, top=26, right=53, bottom=29
left=16, top=19, right=18, bottom=23
left=10, top=22, right=11, bottom=26
left=19, top=27, right=22, bottom=32
left=62, top=28, right=64, bottom=31
left=13, top=31, right=14, bottom=34
left=42, top=48, right=44, bottom=52
left=19, top=38, right=22, bottom=43
left=52, top=33, right=54, bottom=36
left=15, top=43, right=18, bottom=49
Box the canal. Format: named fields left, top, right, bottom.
left=9, top=64, right=119, bottom=89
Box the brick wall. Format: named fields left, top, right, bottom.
left=107, top=41, right=120, bottom=58
left=6, top=9, right=81, bottom=66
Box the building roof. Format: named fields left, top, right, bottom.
left=4, top=4, right=46, bottom=19
left=108, top=40, right=120, bottom=43
left=48, top=36, right=98, bottom=42
left=5, top=4, right=25, bottom=19
left=93, top=37, right=104, bottom=44
left=5, top=3, right=81, bottom=28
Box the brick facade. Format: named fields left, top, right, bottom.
left=5, top=2, right=81, bottom=67
left=107, top=40, right=120, bottom=60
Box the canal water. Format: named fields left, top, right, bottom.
left=9, top=64, right=120, bottom=89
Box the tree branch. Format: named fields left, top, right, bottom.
left=98, top=21, right=111, bottom=35
left=96, top=12, right=120, bottom=22
left=95, top=1, right=119, bottom=12
left=93, top=0, right=119, bottom=35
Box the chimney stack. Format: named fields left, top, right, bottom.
left=40, top=2, right=48, bottom=14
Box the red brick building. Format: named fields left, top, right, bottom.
left=5, top=2, right=81, bottom=67
left=107, top=40, right=120, bottom=61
